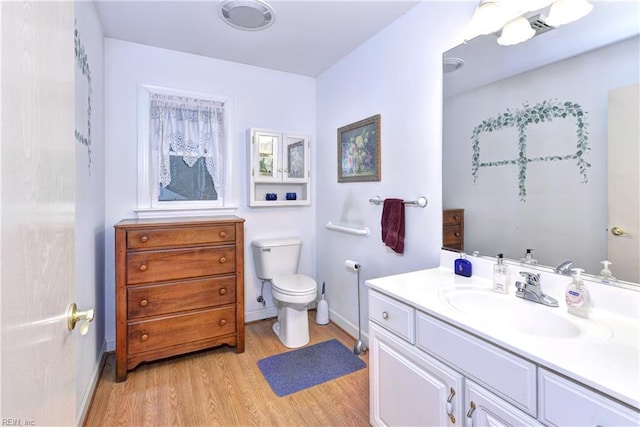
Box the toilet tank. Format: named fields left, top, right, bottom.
left=251, top=237, right=302, bottom=280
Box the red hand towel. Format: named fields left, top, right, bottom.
left=381, top=198, right=405, bottom=254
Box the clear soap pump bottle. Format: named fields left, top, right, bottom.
left=520, top=248, right=538, bottom=265
left=493, top=253, right=509, bottom=294
left=565, top=268, right=591, bottom=318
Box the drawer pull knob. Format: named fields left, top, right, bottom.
left=219, top=319, right=227, bottom=326
left=382, top=311, right=389, bottom=320
left=139, top=264, right=148, bottom=271
left=219, top=257, right=227, bottom=264
left=219, top=231, right=226, bottom=238
left=446, top=387, right=456, bottom=424
left=219, top=288, right=227, bottom=295
left=140, top=235, right=149, bottom=243
left=139, top=299, right=148, bottom=307
left=453, top=215, right=459, bottom=220
left=140, top=333, right=149, bottom=342
left=454, top=232, right=460, bottom=237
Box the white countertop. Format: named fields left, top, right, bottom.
left=366, top=263, right=640, bottom=410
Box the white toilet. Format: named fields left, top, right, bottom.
left=251, top=237, right=317, bottom=348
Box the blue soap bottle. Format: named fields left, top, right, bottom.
left=454, top=253, right=472, bottom=277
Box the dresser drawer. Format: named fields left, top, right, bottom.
left=126, top=246, right=236, bottom=284
left=127, top=276, right=236, bottom=319
left=127, top=225, right=236, bottom=249
left=369, top=290, right=415, bottom=344
left=443, top=209, right=463, bottom=226
left=416, top=311, right=537, bottom=416
left=443, top=225, right=462, bottom=247
left=127, top=307, right=236, bottom=355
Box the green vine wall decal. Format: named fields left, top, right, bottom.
left=471, top=99, right=590, bottom=201
left=74, top=20, right=92, bottom=172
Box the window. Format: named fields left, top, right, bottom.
left=137, top=85, right=234, bottom=217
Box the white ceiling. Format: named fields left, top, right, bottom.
left=94, top=0, right=421, bottom=77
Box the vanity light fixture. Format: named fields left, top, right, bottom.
left=218, top=0, right=276, bottom=31
left=545, top=0, right=594, bottom=27
left=497, top=15, right=536, bottom=46
left=465, top=0, right=594, bottom=45
left=465, top=0, right=509, bottom=40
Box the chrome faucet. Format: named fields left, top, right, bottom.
left=555, top=260, right=573, bottom=275
left=515, top=272, right=559, bottom=307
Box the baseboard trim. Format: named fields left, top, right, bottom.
left=327, top=309, right=369, bottom=347
left=77, top=341, right=107, bottom=426
left=245, top=306, right=278, bottom=323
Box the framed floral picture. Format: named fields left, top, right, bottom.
left=337, top=114, right=381, bottom=182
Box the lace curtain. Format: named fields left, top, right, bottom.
left=149, top=93, right=226, bottom=201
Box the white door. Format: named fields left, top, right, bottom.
left=1, top=2, right=76, bottom=426
left=607, top=83, right=640, bottom=283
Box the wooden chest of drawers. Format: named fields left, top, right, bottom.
left=114, top=216, right=245, bottom=382
left=443, top=209, right=464, bottom=251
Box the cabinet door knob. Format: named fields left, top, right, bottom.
left=139, top=264, right=148, bottom=271
left=219, top=288, right=227, bottom=295
left=382, top=311, right=389, bottom=320
left=219, top=231, right=226, bottom=238
left=219, top=257, right=227, bottom=264
left=139, top=299, right=148, bottom=307
left=140, top=333, right=149, bottom=342
left=219, top=319, right=226, bottom=326
left=140, top=235, right=149, bottom=243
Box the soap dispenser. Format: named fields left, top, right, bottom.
left=493, top=253, right=509, bottom=294
left=599, top=260, right=617, bottom=283
left=565, top=268, right=591, bottom=318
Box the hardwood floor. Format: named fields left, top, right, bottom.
left=84, top=312, right=370, bottom=427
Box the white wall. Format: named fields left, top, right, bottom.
left=315, top=1, right=476, bottom=341
left=443, top=36, right=640, bottom=274
left=74, top=1, right=106, bottom=422
left=104, top=40, right=316, bottom=349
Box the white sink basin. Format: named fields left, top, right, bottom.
left=439, top=286, right=582, bottom=338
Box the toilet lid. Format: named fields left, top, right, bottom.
left=272, top=274, right=317, bottom=295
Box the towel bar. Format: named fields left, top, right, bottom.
left=325, top=221, right=371, bottom=237
left=369, top=195, right=428, bottom=208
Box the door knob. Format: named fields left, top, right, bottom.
left=611, top=226, right=626, bottom=236
left=611, top=227, right=629, bottom=236
left=67, top=303, right=95, bottom=335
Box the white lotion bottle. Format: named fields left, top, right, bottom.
left=493, top=253, right=509, bottom=294
left=565, top=268, right=591, bottom=318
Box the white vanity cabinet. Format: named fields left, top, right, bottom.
left=368, top=286, right=640, bottom=427
left=248, top=128, right=310, bottom=206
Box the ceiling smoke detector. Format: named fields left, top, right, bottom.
left=218, top=0, right=276, bottom=31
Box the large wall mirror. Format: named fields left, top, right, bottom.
left=443, top=2, right=639, bottom=285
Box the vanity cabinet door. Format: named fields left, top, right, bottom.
left=538, top=368, right=640, bottom=426
left=370, top=323, right=464, bottom=427
left=465, top=380, right=541, bottom=427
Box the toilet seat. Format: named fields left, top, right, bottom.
left=272, top=274, right=317, bottom=296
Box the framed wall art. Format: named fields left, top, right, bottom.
left=337, top=114, right=381, bottom=182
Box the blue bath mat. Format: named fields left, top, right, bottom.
left=257, top=339, right=367, bottom=397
